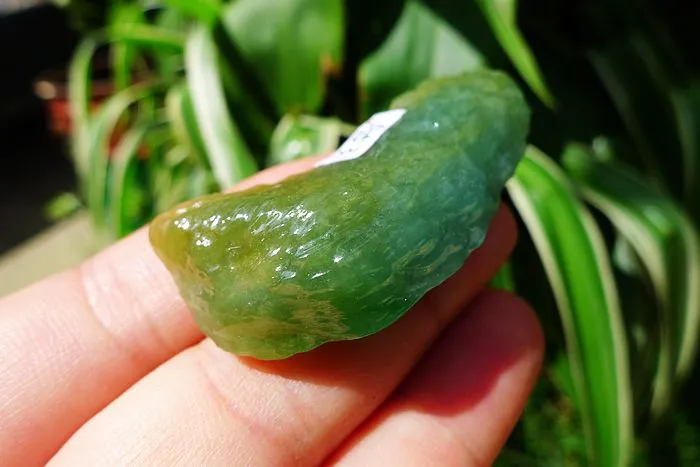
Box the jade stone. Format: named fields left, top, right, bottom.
left=149, top=70, right=531, bottom=360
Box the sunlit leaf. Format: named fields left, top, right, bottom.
left=160, top=0, right=221, bottom=24
left=564, top=145, right=700, bottom=391
left=185, top=25, right=258, bottom=189
left=507, top=146, right=634, bottom=467
left=267, top=114, right=353, bottom=167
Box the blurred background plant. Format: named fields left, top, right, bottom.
left=32, top=0, right=700, bottom=464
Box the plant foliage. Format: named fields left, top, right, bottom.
left=62, top=0, right=700, bottom=464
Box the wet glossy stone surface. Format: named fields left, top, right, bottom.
left=150, top=71, right=531, bottom=359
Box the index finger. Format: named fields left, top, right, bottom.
left=0, top=156, right=322, bottom=466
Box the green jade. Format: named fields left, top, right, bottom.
left=149, top=70, right=531, bottom=360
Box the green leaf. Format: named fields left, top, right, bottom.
left=155, top=4, right=190, bottom=31
left=507, top=147, right=634, bottom=466
left=109, top=24, right=185, bottom=53
left=266, top=114, right=353, bottom=167
left=154, top=7, right=190, bottom=79
left=490, top=261, right=515, bottom=291
left=608, top=236, right=663, bottom=423
left=109, top=2, right=144, bottom=91
left=187, top=167, right=217, bottom=199
left=68, top=35, right=102, bottom=182
left=213, top=36, right=277, bottom=165
left=110, top=122, right=151, bottom=238
left=44, top=192, right=83, bottom=222
left=185, top=25, right=258, bottom=189
left=564, top=145, right=700, bottom=390
left=160, top=0, right=221, bottom=24
left=150, top=145, right=212, bottom=215
left=358, top=0, right=485, bottom=118
left=671, top=85, right=700, bottom=222
left=86, top=83, right=156, bottom=229
left=210, top=22, right=278, bottom=126
left=221, top=0, right=345, bottom=113
left=474, top=0, right=554, bottom=107
left=563, top=146, right=673, bottom=418
left=165, top=82, right=209, bottom=168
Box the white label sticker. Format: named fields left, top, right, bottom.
left=315, top=109, right=407, bottom=168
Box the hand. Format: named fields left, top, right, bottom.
left=0, top=156, right=543, bottom=466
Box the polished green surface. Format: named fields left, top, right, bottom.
left=150, top=71, right=530, bottom=359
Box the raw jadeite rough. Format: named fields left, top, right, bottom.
left=150, top=71, right=531, bottom=360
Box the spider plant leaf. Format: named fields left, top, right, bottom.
left=68, top=35, right=102, bottom=181
left=564, top=145, right=700, bottom=394
left=110, top=122, right=151, bottom=238
left=266, top=114, right=352, bottom=167
left=86, top=83, right=156, bottom=230
left=109, top=2, right=144, bottom=91
left=359, top=0, right=485, bottom=118
left=185, top=25, right=258, bottom=189
left=507, top=146, right=634, bottom=467
left=160, top=0, right=222, bottom=24
left=109, top=24, right=185, bottom=53
left=221, top=0, right=345, bottom=114
left=474, top=0, right=554, bottom=107
left=165, top=81, right=209, bottom=168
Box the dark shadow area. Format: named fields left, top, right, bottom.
left=0, top=5, right=79, bottom=255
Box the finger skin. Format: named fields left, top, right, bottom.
left=48, top=208, right=517, bottom=467
left=328, top=291, right=544, bottom=467
left=0, top=157, right=322, bottom=466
